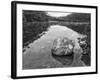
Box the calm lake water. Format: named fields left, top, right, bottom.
left=23, top=25, right=86, bottom=69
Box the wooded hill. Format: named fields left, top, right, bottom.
left=23, top=10, right=90, bottom=23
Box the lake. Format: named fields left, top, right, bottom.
left=23, top=24, right=86, bottom=69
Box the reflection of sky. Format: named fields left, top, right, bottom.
left=46, top=12, right=71, bottom=18
left=23, top=25, right=86, bottom=69
left=25, top=25, right=86, bottom=54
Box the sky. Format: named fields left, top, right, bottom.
left=46, top=12, right=71, bottom=18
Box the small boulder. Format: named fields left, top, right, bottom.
left=51, top=37, right=74, bottom=56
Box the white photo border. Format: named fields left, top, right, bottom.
left=11, top=1, right=98, bottom=79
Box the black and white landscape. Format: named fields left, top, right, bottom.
left=22, top=10, right=91, bottom=70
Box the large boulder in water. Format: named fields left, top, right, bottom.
left=51, top=37, right=74, bottom=56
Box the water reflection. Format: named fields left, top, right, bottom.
left=52, top=52, right=74, bottom=65
left=23, top=24, right=86, bottom=69
left=32, top=25, right=84, bottom=44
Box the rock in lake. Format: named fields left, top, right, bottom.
left=51, top=37, right=74, bottom=56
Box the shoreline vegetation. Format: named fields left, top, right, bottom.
left=23, top=22, right=90, bottom=48
left=23, top=10, right=90, bottom=48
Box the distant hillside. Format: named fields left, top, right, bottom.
left=59, top=13, right=90, bottom=22
left=23, top=10, right=54, bottom=22
left=23, top=10, right=90, bottom=23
